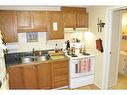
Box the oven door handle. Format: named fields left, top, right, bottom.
left=0, top=80, right=2, bottom=88
left=75, top=63, right=78, bottom=73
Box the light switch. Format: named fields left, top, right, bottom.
left=53, top=22, right=58, bottom=31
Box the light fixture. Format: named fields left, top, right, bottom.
left=97, top=18, right=106, bottom=32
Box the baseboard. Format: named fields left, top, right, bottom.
left=52, top=86, right=68, bottom=90
left=94, top=82, right=102, bottom=89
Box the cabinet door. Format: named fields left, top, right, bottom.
left=77, top=12, right=88, bottom=28
left=47, top=11, right=64, bottom=40
left=52, top=60, right=69, bottom=88
left=16, top=11, right=32, bottom=31
left=0, top=11, right=18, bottom=43
left=8, top=67, right=24, bottom=89
left=31, top=11, right=47, bottom=32
left=22, top=65, right=37, bottom=89
left=36, top=63, right=51, bottom=89
left=62, top=12, right=77, bottom=28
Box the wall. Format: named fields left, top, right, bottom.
left=86, top=6, right=110, bottom=88
left=6, top=31, right=85, bottom=53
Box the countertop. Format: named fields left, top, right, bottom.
left=7, top=56, right=69, bottom=68
left=65, top=54, right=95, bottom=60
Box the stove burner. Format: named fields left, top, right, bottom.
left=71, top=54, right=78, bottom=57
left=82, top=52, right=90, bottom=55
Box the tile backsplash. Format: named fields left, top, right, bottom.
left=6, top=31, right=85, bottom=53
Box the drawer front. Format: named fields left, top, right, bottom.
left=53, top=61, right=68, bottom=69
left=54, top=79, right=68, bottom=88
left=54, top=75, right=68, bottom=82
left=53, top=68, right=68, bottom=76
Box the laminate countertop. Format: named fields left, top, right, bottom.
left=7, top=56, right=69, bottom=68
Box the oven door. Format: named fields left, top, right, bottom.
left=70, top=58, right=94, bottom=78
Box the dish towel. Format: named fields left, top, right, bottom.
left=78, top=58, right=91, bottom=73
left=96, top=38, right=104, bottom=53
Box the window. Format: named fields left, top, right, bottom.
left=26, top=32, right=38, bottom=42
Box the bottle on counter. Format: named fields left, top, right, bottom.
left=38, top=49, right=42, bottom=56
left=54, top=44, right=59, bottom=53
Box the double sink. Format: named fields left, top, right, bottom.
left=20, top=55, right=49, bottom=64
left=20, top=55, right=65, bottom=64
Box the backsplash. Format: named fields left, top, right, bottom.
left=6, top=31, right=85, bottom=53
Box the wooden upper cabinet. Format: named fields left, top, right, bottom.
left=16, top=11, right=47, bottom=32
left=31, top=11, right=47, bottom=32
left=36, top=63, right=51, bottom=89
left=62, top=12, right=77, bottom=28
left=0, top=10, right=18, bottom=43
left=76, top=12, right=88, bottom=28
left=61, top=7, right=88, bottom=28
left=47, top=11, right=64, bottom=40
left=16, top=11, right=32, bottom=30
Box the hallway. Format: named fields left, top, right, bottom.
left=112, top=74, right=127, bottom=89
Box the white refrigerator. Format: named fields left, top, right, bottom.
left=0, top=32, right=8, bottom=89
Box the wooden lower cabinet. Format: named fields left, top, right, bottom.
left=22, top=65, right=37, bottom=89
left=8, top=60, right=69, bottom=89
left=9, top=65, right=38, bottom=89
left=36, top=63, right=51, bottom=89
left=8, top=67, right=24, bottom=89
left=52, top=60, right=69, bottom=88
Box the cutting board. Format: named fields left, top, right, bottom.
left=48, top=51, right=64, bottom=56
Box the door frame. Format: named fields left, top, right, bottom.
left=102, top=6, right=127, bottom=89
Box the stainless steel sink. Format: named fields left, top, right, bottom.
left=20, top=55, right=47, bottom=63
left=21, top=56, right=34, bottom=63
left=36, top=56, right=46, bottom=61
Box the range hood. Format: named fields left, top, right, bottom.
left=64, top=28, right=88, bottom=32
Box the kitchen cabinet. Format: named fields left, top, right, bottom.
left=62, top=12, right=77, bottom=28
left=61, top=7, right=88, bottom=28
left=76, top=12, right=88, bottom=28
left=9, top=65, right=37, bottom=89
left=16, top=11, right=32, bottom=31
left=8, top=59, right=69, bottom=89
left=16, top=11, right=47, bottom=32
left=31, top=11, right=48, bottom=32
left=22, top=65, right=37, bottom=89
left=8, top=67, right=24, bottom=89
left=52, top=60, right=69, bottom=88
left=36, top=63, right=51, bottom=89
left=0, top=10, right=18, bottom=43
left=47, top=11, right=64, bottom=40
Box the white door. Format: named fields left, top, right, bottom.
left=108, top=10, right=121, bottom=88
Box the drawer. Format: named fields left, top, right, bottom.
left=53, top=68, right=68, bottom=76
left=53, top=61, right=68, bottom=69
left=54, top=75, right=68, bottom=82
left=53, top=79, right=68, bottom=88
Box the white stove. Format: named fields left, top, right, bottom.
left=66, top=52, right=96, bottom=89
